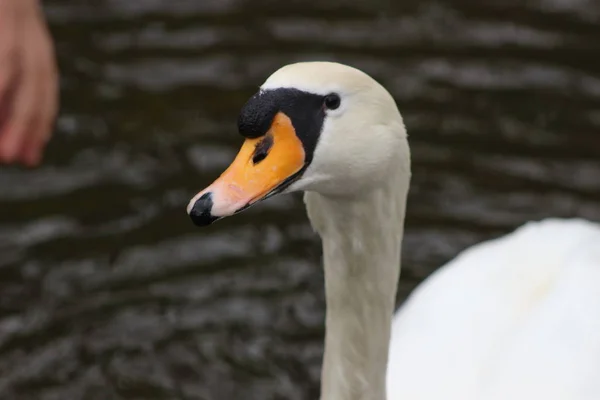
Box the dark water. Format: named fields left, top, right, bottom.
left=1, top=0, right=600, bottom=398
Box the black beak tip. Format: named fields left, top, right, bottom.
left=189, top=192, right=219, bottom=227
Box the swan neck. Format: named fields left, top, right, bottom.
left=306, top=180, right=408, bottom=400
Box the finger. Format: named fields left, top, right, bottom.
left=0, top=75, right=15, bottom=131
left=0, top=3, right=17, bottom=135
left=0, top=53, right=37, bottom=163
left=0, top=75, right=22, bottom=162
left=19, top=31, right=58, bottom=166
left=0, top=58, right=15, bottom=113
left=0, top=2, right=16, bottom=94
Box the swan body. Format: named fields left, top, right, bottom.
left=186, top=61, right=600, bottom=400
left=388, top=218, right=600, bottom=400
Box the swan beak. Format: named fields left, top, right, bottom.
left=187, top=112, right=305, bottom=226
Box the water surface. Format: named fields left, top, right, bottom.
left=1, top=0, right=599, bottom=398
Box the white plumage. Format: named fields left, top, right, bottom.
left=388, top=218, right=600, bottom=400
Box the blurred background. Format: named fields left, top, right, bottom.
left=1, top=0, right=599, bottom=399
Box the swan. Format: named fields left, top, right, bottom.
left=185, top=61, right=600, bottom=400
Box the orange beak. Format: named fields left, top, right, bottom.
left=187, top=112, right=305, bottom=225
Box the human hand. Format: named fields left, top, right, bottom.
left=0, top=0, right=58, bottom=166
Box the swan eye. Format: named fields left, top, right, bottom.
left=324, top=93, right=341, bottom=110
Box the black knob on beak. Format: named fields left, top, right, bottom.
left=188, top=192, right=219, bottom=226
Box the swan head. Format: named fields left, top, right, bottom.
left=187, top=61, right=408, bottom=226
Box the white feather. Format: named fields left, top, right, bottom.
left=387, top=218, right=600, bottom=400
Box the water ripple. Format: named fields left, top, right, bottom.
left=2, top=0, right=599, bottom=399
